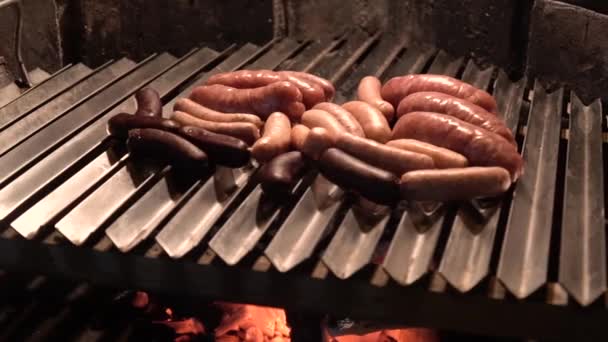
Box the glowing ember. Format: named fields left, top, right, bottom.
left=214, top=302, right=291, bottom=341
left=324, top=327, right=439, bottom=342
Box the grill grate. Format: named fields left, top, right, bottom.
left=0, top=31, right=606, bottom=341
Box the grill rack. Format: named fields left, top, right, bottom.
left=0, top=30, right=606, bottom=341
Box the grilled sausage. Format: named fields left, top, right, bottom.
left=397, top=92, right=515, bottom=145
left=357, top=76, right=395, bottom=122
left=190, top=82, right=305, bottom=120
left=400, top=167, right=512, bottom=201
left=127, top=128, right=207, bottom=168
left=178, top=126, right=250, bottom=168
left=341, top=101, right=391, bottom=143
left=259, top=151, right=309, bottom=196
left=300, top=109, right=345, bottom=143
left=107, top=113, right=181, bottom=138
left=301, top=127, right=334, bottom=160
left=290, top=124, right=310, bottom=151
left=387, top=139, right=468, bottom=169
left=318, top=148, right=400, bottom=205
left=251, top=112, right=292, bottom=163
left=313, top=102, right=365, bottom=137
left=171, top=111, right=260, bottom=145
left=336, top=133, right=435, bottom=175
left=174, top=98, right=263, bottom=127
left=381, top=74, right=498, bottom=113
left=284, top=71, right=335, bottom=101
left=206, top=70, right=325, bottom=108
left=134, top=87, right=162, bottom=117
left=391, top=112, right=523, bottom=180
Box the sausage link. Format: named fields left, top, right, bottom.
left=319, top=148, right=400, bottom=205
left=341, top=101, right=391, bottom=143
left=178, top=126, right=250, bottom=168
left=336, top=133, right=434, bottom=175
left=134, top=87, right=162, bottom=117
left=313, top=102, right=365, bottom=137
left=387, top=139, right=468, bottom=169
left=400, top=167, right=512, bottom=201
left=174, top=98, right=263, bottom=127
left=251, top=112, right=292, bottom=163
left=300, top=109, right=345, bottom=143
left=171, top=110, right=260, bottom=145
left=391, top=112, right=523, bottom=180
left=357, top=76, right=395, bottom=122
left=290, top=124, right=310, bottom=151
left=127, top=128, right=207, bottom=168
left=301, top=127, right=334, bottom=160
left=107, top=113, right=181, bottom=138
left=259, top=151, right=309, bottom=196
left=284, top=71, right=335, bottom=101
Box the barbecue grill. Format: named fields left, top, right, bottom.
left=0, top=1, right=607, bottom=341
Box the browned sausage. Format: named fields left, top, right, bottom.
left=312, top=102, right=365, bottom=137
left=381, top=74, right=498, bottom=113
left=397, top=92, right=515, bottom=145
left=318, top=148, right=399, bottom=205
left=206, top=70, right=325, bottom=108
left=387, top=139, right=468, bottom=169
left=284, top=71, right=335, bottom=101
left=134, top=87, right=162, bottom=117
left=127, top=128, right=207, bottom=168
left=189, top=82, right=305, bottom=120
left=107, top=113, right=181, bottom=138
left=357, top=76, right=395, bottom=122
left=336, top=133, right=434, bottom=175
left=400, top=167, right=512, bottom=201
left=171, top=110, right=260, bottom=145
left=290, top=124, right=310, bottom=151
left=300, top=109, right=345, bottom=143
left=391, top=112, right=523, bottom=180
left=178, top=126, right=250, bottom=168
left=341, top=101, right=391, bottom=143
left=174, top=98, right=263, bottom=127
left=258, top=151, right=309, bottom=196
left=251, top=112, right=292, bottom=163
left=301, top=127, right=334, bottom=160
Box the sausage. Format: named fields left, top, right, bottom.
left=251, top=112, right=292, bottom=163
left=178, top=126, right=250, bottom=168
left=107, top=113, right=181, bottom=138
left=357, top=76, right=395, bottom=122
left=284, top=71, right=335, bottom=101
left=290, top=124, right=310, bottom=151
left=312, top=102, right=365, bottom=137
left=174, top=98, right=263, bottom=127
left=387, top=139, right=468, bottom=169
left=258, top=151, right=309, bottom=196
left=301, top=127, right=334, bottom=160
left=206, top=70, right=325, bottom=108
left=318, top=148, right=399, bottom=205
left=391, top=112, right=523, bottom=180
left=189, top=82, right=305, bottom=120
left=397, top=92, right=515, bottom=145
left=171, top=110, right=260, bottom=145
left=336, top=133, right=435, bottom=175
left=134, top=87, right=162, bottom=117
left=300, top=109, right=345, bottom=143
left=341, top=101, right=391, bottom=143
left=400, top=167, right=512, bottom=201
left=381, top=74, right=498, bottom=113
left=127, top=128, right=207, bottom=168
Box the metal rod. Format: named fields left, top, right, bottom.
left=0, top=0, right=31, bottom=87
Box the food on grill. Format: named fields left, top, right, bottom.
left=251, top=112, right=292, bottom=163
left=341, top=101, right=391, bottom=143
left=284, top=71, right=335, bottom=101
left=386, top=139, right=468, bottom=169
left=301, top=109, right=345, bottom=143
left=301, top=127, right=334, bottom=160
left=397, top=92, right=516, bottom=145
left=381, top=74, right=498, bottom=113
left=259, top=151, right=309, bottom=196
left=391, top=112, right=523, bottom=180
left=127, top=128, right=208, bottom=167
left=190, top=82, right=305, bottom=119
left=290, top=124, right=310, bottom=151
left=178, top=126, right=250, bottom=168
left=400, top=166, right=512, bottom=201
left=318, top=148, right=400, bottom=205
left=357, top=75, right=395, bottom=122
left=174, top=98, right=263, bottom=127
left=336, top=133, right=435, bottom=175
left=214, top=302, right=291, bottom=342
left=313, top=102, right=365, bottom=137
left=107, top=113, right=181, bottom=138
left=207, top=69, right=325, bottom=108
left=171, top=110, right=260, bottom=145
left=134, top=87, right=163, bottom=117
